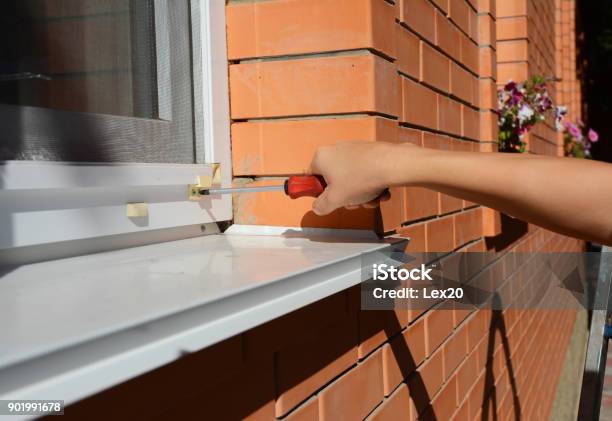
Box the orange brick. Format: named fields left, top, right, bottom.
left=226, top=0, right=396, bottom=60
left=405, top=187, right=440, bottom=221
left=451, top=398, right=469, bottom=421
left=436, top=10, right=461, bottom=61
left=497, top=39, right=528, bottom=62
left=496, top=0, right=527, bottom=17
left=398, top=223, right=427, bottom=253
left=479, top=46, right=496, bottom=79
left=229, top=54, right=398, bottom=119
left=421, top=41, right=450, bottom=92
left=450, top=139, right=473, bottom=154
left=476, top=0, right=495, bottom=15
left=449, top=0, right=470, bottom=35
left=477, top=14, right=496, bottom=46
left=275, top=316, right=358, bottom=416
left=426, top=216, right=455, bottom=252
left=409, top=347, right=445, bottom=412
left=462, top=105, right=480, bottom=140
left=396, top=25, right=420, bottom=78
left=478, top=78, right=497, bottom=110
left=381, top=187, right=406, bottom=233
left=285, top=397, right=319, bottom=421
left=232, top=117, right=397, bottom=175
left=440, top=192, right=463, bottom=215
left=398, top=127, right=424, bottom=145
left=443, top=326, right=468, bottom=378
left=432, top=0, right=449, bottom=13
left=425, top=307, right=455, bottom=354
left=479, top=110, right=498, bottom=141
left=482, top=207, right=502, bottom=237
left=497, top=62, right=529, bottom=83
left=468, top=373, right=486, bottom=420
left=460, top=34, right=479, bottom=74
left=401, top=77, right=438, bottom=128
left=469, top=7, right=478, bottom=42
left=453, top=300, right=474, bottom=328
left=358, top=309, right=410, bottom=359
left=497, top=17, right=528, bottom=40
left=456, top=348, right=479, bottom=400
left=423, top=132, right=452, bottom=149
left=382, top=317, right=427, bottom=394
left=368, top=384, right=415, bottom=421
left=471, top=74, right=480, bottom=108
left=319, top=350, right=384, bottom=421
left=234, top=179, right=377, bottom=229
left=438, top=96, right=462, bottom=136
left=465, top=0, right=478, bottom=10
left=400, top=0, right=436, bottom=44
left=423, top=376, right=458, bottom=421
left=450, top=63, right=474, bottom=104
left=454, top=208, right=483, bottom=247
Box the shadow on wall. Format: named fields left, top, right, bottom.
left=44, top=288, right=438, bottom=420
left=48, top=290, right=524, bottom=420
left=485, top=214, right=529, bottom=253
left=481, top=294, right=521, bottom=421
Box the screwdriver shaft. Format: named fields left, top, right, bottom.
left=202, top=185, right=285, bottom=195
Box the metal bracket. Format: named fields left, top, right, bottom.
left=188, top=163, right=221, bottom=201
left=126, top=202, right=149, bottom=218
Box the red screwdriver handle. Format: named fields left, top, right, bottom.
left=284, top=175, right=327, bottom=199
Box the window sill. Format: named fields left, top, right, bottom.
left=0, top=225, right=406, bottom=409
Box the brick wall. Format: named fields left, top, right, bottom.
left=496, top=0, right=582, bottom=156
left=496, top=0, right=559, bottom=156
left=59, top=230, right=582, bottom=421
left=556, top=0, right=582, bottom=125
left=228, top=0, right=501, bottom=237
left=57, top=1, right=585, bottom=419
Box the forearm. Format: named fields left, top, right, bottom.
left=388, top=147, right=612, bottom=245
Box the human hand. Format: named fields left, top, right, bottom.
left=308, top=141, right=414, bottom=215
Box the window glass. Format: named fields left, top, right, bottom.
left=0, top=0, right=196, bottom=164
left=1, top=0, right=158, bottom=118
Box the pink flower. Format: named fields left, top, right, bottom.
left=510, top=92, right=523, bottom=106
left=539, top=97, right=552, bottom=111
left=569, top=125, right=582, bottom=139
left=588, top=129, right=599, bottom=143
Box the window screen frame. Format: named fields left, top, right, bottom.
left=0, top=1, right=233, bottom=251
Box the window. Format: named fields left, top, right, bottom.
left=0, top=1, right=231, bottom=252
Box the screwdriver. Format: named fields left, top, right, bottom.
left=199, top=175, right=327, bottom=199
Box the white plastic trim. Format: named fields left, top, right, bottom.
left=0, top=228, right=406, bottom=418
left=0, top=162, right=232, bottom=249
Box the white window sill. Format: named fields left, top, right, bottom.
left=0, top=225, right=406, bottom=413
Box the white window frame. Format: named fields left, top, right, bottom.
left=0, top=1, right=232, bottom=251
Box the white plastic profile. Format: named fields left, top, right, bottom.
left=0, top=225, right=406, bottom=418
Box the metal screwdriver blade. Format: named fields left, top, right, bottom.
left=201, top=185, right=285, bottom=195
